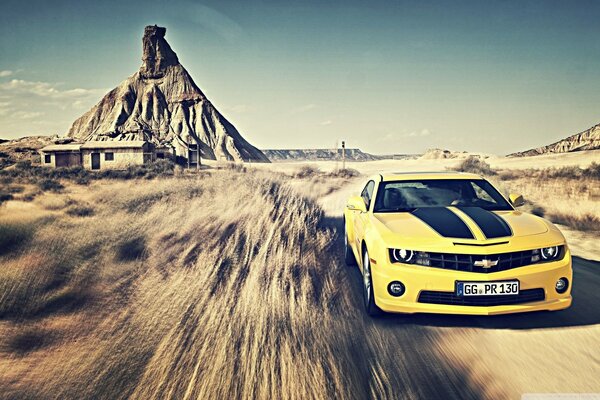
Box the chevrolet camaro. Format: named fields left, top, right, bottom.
left=344, top=172, right=572, bottom=316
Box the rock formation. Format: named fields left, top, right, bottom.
left=509, top=123, right=600, bottom=157
left=262, top=148, right=381, bottom=161
left=67, top=25, right=269, bottom=162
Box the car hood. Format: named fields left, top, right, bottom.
left=373, top=207, right=549, bottom=243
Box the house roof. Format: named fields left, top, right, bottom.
left=80, top=141, right=149, bottom=149
left=40, top=144, right=83, bottom=152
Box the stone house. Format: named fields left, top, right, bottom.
left=40, top=141, right=161, bottom=170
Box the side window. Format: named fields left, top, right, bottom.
left=105, top=152, right=114, bottom=161
left=44, top=154, right=51, bottom=164
left=361, top=180, right=375, bottom=210
left=470, top=182, right=494, bottom=202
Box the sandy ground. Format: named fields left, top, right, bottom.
left=242, top=149, right=600, bottom=175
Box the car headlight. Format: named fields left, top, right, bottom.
left=389, top=249, right=431, bottom=266
left=531, top=246, right=563, bottom=263
left=390, top=248, right=414, bottom=263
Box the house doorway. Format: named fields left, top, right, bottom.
left=91, top=153, right=101, bottom=170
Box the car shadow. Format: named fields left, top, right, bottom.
left=324, top=215, right=600, bottom=330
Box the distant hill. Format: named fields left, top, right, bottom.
left=262, top=148, right=417, bottom=162
left=509, top=123, right=600, bottom=157
left=0, top=136, right=54, bottom=168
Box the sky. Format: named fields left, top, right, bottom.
left=1, top=0, right=600, bottom=155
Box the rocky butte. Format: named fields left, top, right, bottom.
left=509, top=123, right=600, bottom=157
left=67, top=25, right=269, bottom=162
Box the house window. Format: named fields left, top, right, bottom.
left=156, top=152, right=164, bottom=159
left=105, top=152, right=114, bottom=161
left=44, top=154, right=51, bottom=163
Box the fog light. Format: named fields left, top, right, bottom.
left=388, top=281, right=405, bottom=297
left=555, top=278, right=569, bottom=294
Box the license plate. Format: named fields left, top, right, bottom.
left=456, top=281, right=519, bottom=296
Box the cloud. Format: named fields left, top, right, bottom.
left=222, top=104, right=254, bottom=114
left=408, top=128, right=432, bottom=137
left=290, top=103, right=317, bottom=114
left=0, top=70, right=13, bottom=77
left=378, top=129, right=432, bottom=142
left=0, top=78, right=106, bottom=137
left=319, top=120, right=332, bottom=126
left=14, top=111, right=44, bottom=119
left=176, top=2, right=244, bottom=43
left=0, top=79, right=104, bottom=99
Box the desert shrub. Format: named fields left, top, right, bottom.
left=0, top=191, right=13, bottom=204
left=38, top=179, right=64, bottom=192
left=530, top=205, right=546, bottom=217
left=329, top=168, right=360, bottom=178
left=538, top=166, right=581, bottom=180
left=97, top=160, right=175, bottom=180
left=294, top=165, right=320, bottom=178
left=453, top=156, right=496, bottom=176
left=7, top=185, right=24, bottom=193
left=498, top=169, right=520, bottom=180
left=218, top=162, right=247, bottom=173
left=0, top=222, right=33, bottom=255
left=116, top=236, right=147, bottom=261
left=66, top=205, right=95, bottom=217
left=15, top=160, right=34, bottom=171
left=547, top=212, right=600, bottom=232
left=584, top=162, right=600, bottom=179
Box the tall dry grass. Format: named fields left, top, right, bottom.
left=0, top=169, right=479, bottom=400
left=491, top=174, right=600, bottom=232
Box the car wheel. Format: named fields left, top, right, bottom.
left=344, top=222, right=357, bottom=266
left=362, top=248, right=383, bottom=317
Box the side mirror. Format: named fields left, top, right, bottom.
left=347, top=195, right=367, bottom=212
left=509, top=193, right=525, bottom=207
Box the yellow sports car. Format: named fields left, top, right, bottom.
left=344, top=172, right=572, bottom=316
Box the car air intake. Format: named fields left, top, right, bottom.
left=418, top=288, right=545, bottom=306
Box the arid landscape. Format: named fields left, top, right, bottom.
left=2, top=3, right=600, bottom=398
left=0, top=150, right=599, bottom=399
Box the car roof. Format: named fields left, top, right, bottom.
left=376, top=171, right=483, bottom=182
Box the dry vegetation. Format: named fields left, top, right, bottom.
left=0, top=168, right=476, bottom=399
left=454, top=157, right=600, bottom=233
left=1, top=159, right=598, bottom=399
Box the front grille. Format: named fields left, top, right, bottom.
left=418, top=288, right=545, bottom=306
left=412, top=247, right=563, bottom=273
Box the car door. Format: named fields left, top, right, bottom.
left=354, top=180, right=375, bottom=266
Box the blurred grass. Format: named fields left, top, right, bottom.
left=0, top=169, right=367, bottom=399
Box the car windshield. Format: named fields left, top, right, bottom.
left=373, top=179, right=513, bottom=212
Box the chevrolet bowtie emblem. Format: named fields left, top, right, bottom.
left=473, top=259, right=499, bottom=268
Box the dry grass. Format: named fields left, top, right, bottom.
left=0, top=169, right=481, bottom=399
left=1, top=161, right=598, bottom=398
left=452, top=157, right=496, bottom=176
left=491, top=174, right=600, bottom=232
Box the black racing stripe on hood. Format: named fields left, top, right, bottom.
left=457, top=206, right=512, bottom=239
left=412, top=207, right=475, bottom=239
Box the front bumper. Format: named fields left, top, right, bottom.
left=371, top=249, right=573, bottom=315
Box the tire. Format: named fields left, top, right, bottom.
left=344, top=222, right=357, bottom=266
left=362, top=248, right=383, bottom=317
